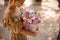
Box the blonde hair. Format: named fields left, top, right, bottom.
left=3, top=0, right=25, bottom=21
left=8, top=0, right=25, bottom=11
left=3, top=0, right=25, bottom=19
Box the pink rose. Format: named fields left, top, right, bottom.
left=36, top=13, right=41, bottom=18
left=32, top=18, right=39, bottom=25
left=23, top=21, right=30, bottom=29
left=24, top=11, right=29, bottom=19
left=24, top=11, right=32, bottom=19
left=29, top=14, right=32, bottom=19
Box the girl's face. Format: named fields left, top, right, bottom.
left=15, top=0, right=25, bottom=7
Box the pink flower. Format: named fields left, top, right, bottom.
left=32, top=18, right=39, bottom=25
left=29, top=14, right=32, bottom=19
left=24, top=11, right=29, bottom=19
left=24, top=11, right=32, bottom=19
left=36, top=13, right=41, bottom=18
left=23, top=20, right=30, bottom=29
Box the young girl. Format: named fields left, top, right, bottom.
left=1, top=0, right=27, bottom=40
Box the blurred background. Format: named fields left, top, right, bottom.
left=0, top=0, right=60, bottom=40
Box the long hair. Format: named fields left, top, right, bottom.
left=2, top=1, right=27, bottom=40
left=3, top=0, right=24, bottom=26
left=3, top=0, right=16, bottom=19
left=7, top=0, right=25, bottom=18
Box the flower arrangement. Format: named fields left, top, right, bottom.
left=22, top=10, right=41, bottom=33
